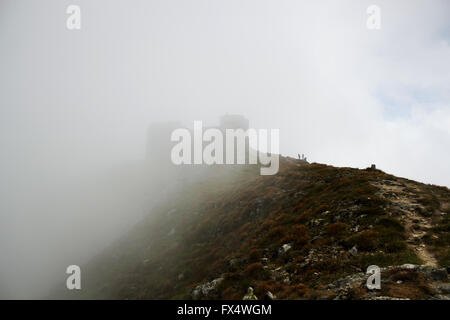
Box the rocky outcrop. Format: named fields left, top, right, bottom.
left=325, top=264, right=449, bottom=300
left=191, top=277, right=224, bottom=300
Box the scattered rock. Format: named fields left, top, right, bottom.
left=229, top=259, right=238, bottom=267
left=191, top=277, right=224, bottom=299
left=279, top=243, right=292, bottom=255
left=401, top=264, right=417, bottom=270
left=435, top=283, right=450, bottom=294
left=424, top=268, right=448, bottom=281
left=370, top=296, right=410, bottom=300
left=265, top=291, right=276, bottom=300
left=311, top=218, right=324, bottom=226
left=326, top=264, right=449, bottom=300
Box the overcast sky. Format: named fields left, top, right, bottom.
left=0, top=0, right=449, bottom=298
left=1, top=0, right=450, bottom=185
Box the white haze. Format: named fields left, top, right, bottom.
left=0, top=0, right=449, bottom=298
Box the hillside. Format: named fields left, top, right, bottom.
left=63, top=157, right=450, bottom=300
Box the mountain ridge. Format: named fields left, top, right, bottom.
left=59, top=156, right=450, bottom=300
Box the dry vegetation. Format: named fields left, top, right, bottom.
left=62, top=156, right=449, bottom=300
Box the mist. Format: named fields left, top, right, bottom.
left=0, top=0, right=449, bottom=298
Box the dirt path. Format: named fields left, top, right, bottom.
left=371, top=179, right=438, bottom=267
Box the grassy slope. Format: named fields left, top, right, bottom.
left=67, top=157, right=450, bottom=299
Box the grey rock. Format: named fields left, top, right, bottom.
left=426, top=268, right=448, bottom=281
left=279, top=243, right=292, bottom=255
left=191, top=277, right=224, bottom=299
left=229, top=259, right=238, bottom=267
left=435, top=283, right=450, bottom=294
left=265, top=291, right=275, bottom=300
left=191, top=288, right=201, bottom=300
left=400, top=264, right=418, bottom=270
left=431, top=295, right=450, bottom=300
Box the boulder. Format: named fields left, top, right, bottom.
left=265, top=291, right=276, bottom=300
left=279, top=243, right=292, bottom=255
left=191, top=277, right=224, bottom=299
left=349, top=246, right=358, bottom=256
